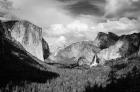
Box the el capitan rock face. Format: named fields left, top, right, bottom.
left=2, top=20, right=50, bottom=61
left=0, top=21, right=59, bottom=80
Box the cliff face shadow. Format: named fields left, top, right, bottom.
left=0, top=37, right=59, bottom=88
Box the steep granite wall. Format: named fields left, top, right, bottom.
left=2, top=20, right=50, bottom=61
left=97, top=41, right=124, bottom=65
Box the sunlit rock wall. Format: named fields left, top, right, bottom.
left=97, top=41, right=124, bottom=65
left=3, top=20, right=46, bottom=61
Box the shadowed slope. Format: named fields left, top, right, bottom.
left=0, top=20, right=59, bottom=86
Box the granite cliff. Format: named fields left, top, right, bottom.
left=1, top=20, right=50, bottom=61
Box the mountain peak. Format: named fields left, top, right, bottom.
left=93, top=32, right=119, bottom=49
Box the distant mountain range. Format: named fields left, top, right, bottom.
left=1, top=19, right=140, bottom=92
left=56, top=31, right=140, bottom=67
left=1, top=19, right=140, bottom=81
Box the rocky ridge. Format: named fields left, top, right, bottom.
left=55, top=41, right=101, bottom=66
left=56, top=32, right=140, bottom=67
left=93, top=32, right=119, bottom=49
left=97, top=32, right=140, bottom=64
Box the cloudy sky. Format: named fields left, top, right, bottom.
left=1, top=0, right=140, bottom=52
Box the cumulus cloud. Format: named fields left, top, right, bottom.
left=47, top=17, right=139, bottom=36
left=94, top=17, right=139, bottom=35
left=7, top=0, right=75, bottom=27
left=67, top=20, right=89, bottom=32
left=6, top=0, right=106, bottom=27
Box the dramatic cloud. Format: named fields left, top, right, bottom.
left=6, top=0, right=106, bottom=27
left=105, top=0, right=140, bottom=18
left=66, top=0, right=104, bottom=16
left=57, top=0, right=105, bottom=16
left=6, top=0, right=77, bottom=27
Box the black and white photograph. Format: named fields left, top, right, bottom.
left=0, top=0, right=140, bottom=92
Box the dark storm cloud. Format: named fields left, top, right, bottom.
left=57, top=0, right=105, bottom=16
left=58, top=0, right=105, bottom=3
left=56, top=0, right=140, bottom=20
left=66, top=1, right=103, bottom=16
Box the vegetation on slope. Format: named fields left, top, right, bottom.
left=1, top=55, right=140, bottom=92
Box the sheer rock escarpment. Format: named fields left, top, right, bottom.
left=2, top=20, right=50, bottom=61
left=0, top=20, right=59, bottom=80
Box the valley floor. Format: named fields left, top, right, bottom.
left=0, top=56, right=140, bottom=92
